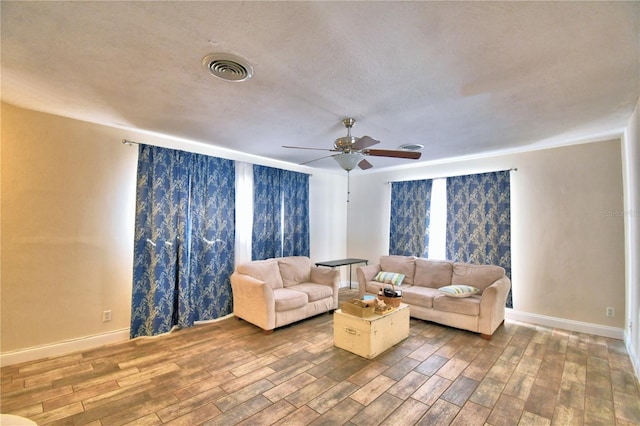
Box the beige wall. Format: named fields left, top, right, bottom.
left=511, top=141, right=624, bottom=326
left=1, top=103, right=346, bottom=356
left=348, top=139, right=626, bottom=329
left=1, top=100, right=630, bottom=358
left=2, top=103, right=138, bottom=352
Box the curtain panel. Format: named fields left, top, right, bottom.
left=130, top=145, right=235, bottom=338
left=389, top=179, right=433, bottom=257
left=446, top=170, right=512, bottom=307
left=252, top=165, right=282, bottom=260
left=252, top=165, right=310, bottom=260
left=282, top=169, right=310, bottom=257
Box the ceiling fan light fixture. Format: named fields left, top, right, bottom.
left=334, top=153, right=364, bottom=171
left=398, top=143, right=424, bottom=151
left=202, top=53, right=253, bottom=82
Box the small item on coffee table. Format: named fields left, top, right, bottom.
left=378, top=283, right=402, bottom=307
left=375, top=305, right=394, bottom=315
left=340, top=298, right=375, bottom=317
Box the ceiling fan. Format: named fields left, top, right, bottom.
left=283, top=118, right=422, bottom=171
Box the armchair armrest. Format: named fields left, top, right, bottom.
left=310, top=266, right=341, bottom=308
left=357, top=263, right=381, bottom=297
left=310, top=266, right=340, bottom=287
left=230, top=272, right=276, bottom=331
left=478, top=276, right=511, bottom=336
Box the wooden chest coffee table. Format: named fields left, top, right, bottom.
left=333, top=303, right=410, bottom=359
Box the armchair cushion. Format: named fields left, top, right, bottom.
left=310, top=266, right=340, bottom=285
left=236, top=258, right=283, bottom=289
left=286, top=283, right=333, bottom=302
left=278, top=256, right=312, bottom=287
left=273, top=288, right=308, bottom=311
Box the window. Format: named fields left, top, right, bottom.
left=428, top=178, right=447, bottom=260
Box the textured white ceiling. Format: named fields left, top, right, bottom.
left=2, top=1, right=638, bottom=171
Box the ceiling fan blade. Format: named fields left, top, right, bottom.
left=283, top=145, right=336, bottom=152
left=299, top=153, right=340, bottom=166
left=358, top=159, right=374, bottom=170
left=365, top=149, right=422, bottom=159
left=353, top=135, right=380, bottom=151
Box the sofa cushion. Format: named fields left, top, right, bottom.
left=236, top=258, right=283, bottom=289
left=380, top=255, right=416, bottom=285
left=413, top=259, right=453, bottom=288
left=433, top=294, right=480, bottom=316
left=273, top=288, right=308, bottom=311
left=438, top=284, right=480, bottom=298
left=452, top=263, right=505, bottom=291
left=373, top=271, right=405, bottom=286
left=400, top=286, right=440, bottom=308
left=287, top=283, right=333, bottom=302
left=278, top=256, right=311, bottom=287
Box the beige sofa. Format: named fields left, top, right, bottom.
left=357, top=255, right=511, bottom=339
left=231, top=256, right=340, bottom=333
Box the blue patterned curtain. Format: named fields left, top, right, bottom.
left=252, top=165, right=309, bottom=260
left=446, top=171, right=512, bottom=307
left=390, top=179, right=433, bottom=257
left=186, top=155, right=236, bottom=325
left=252, top=165, right=283, bottom=260
left=282, top=170, right=310, bottom=257
left=131, top=145, right=235, bottom=338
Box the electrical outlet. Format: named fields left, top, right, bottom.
left=606, top=307, right=615, bottom=317
left=103, top=310, right=112, bottom=322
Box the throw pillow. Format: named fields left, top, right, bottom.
left=438, top=284, right=480, bottom=298
left=373, top=271, right=405, bottom=286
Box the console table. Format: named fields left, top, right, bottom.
left=314, top=258, right=368, bottom=289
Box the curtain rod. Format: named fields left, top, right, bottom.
left=121, top=138, right=313, bottom=176
left=387, top=167, right=517, bottom=184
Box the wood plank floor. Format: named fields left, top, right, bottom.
left=2, top=289, right=640, bottom=425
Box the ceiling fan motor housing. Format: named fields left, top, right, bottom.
left=334, top=136, right=357, bottom=152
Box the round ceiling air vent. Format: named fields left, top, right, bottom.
left=202, top=53, right=253, bottom=82
left=398, top=143, right=424, bottom=151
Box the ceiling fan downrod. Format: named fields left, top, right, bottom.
left=334, top=118, right=358, bottom=152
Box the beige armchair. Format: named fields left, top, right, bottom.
left=231, top=256, right=340, bottom=333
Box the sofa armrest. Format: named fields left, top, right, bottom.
left=230, top=272, right=276, bottom=331
left=357, top=263, right=381, bottom=297
left=478, top=276, right=511, bottom=336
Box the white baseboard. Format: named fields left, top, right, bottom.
left=506, top=308, right=624, bottom=340
left=340, top=281, right=358, bottom=289
left=625, top=332, right=640, bottom=383
left=3, top=309, right=624, bottom=367
left=1, top=328, right=130, bottom=367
